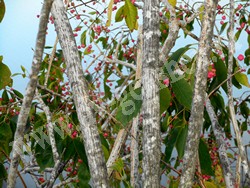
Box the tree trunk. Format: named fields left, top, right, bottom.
left=227, top=0, right=250, bottom=186
left=179, top=0, right=218, bottom=187
left=51, top=0, right=109, bottom=187
left=142, top=0, right=161, bottom=187
left=7, top=1, right=53, bottom=187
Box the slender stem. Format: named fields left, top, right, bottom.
left=7, top=1, right=53, bottom=187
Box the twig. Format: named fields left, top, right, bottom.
left=1, top=149, right=27, bottom=188
left=44, top=37, right=59, bottom=87
left=207, top=68, right=241, bottom=98
left=227, top=0, right=250, bottom=185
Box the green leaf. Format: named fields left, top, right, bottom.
left=160, top=86, right=171, bottom=114
left=0, top=123, right=13, bottom=155
left=104, top=83, right=112, bottom=100
left=0, top=0, right=5, bottom=23
left=102, top=145, right=110, bottom=161
left=106, top=0, right=114, bottom=27
left=241, top=121, right=247, bottom=132
left=110, top=158, right=124, bottom=174
left=0, top=62, right=12, bottom=90
left=212, top=53, right=227, bottom=92
left=78, top=163, right=91, bottom=187
left=219, top=22, right=228, bottom=35
left=115, top=5, right=124, bottom=22
left=124, top=0, right=138, bottom=31
left=199, top=5, right=204, bottom=21
left=204, top=181, right=217, bottom=188
left=235, top=29, right=242, bottom=41
left=164, top=120, right=183, bottom=162
left=73, top=138, right=88, bottom=166
left=80, top=30, right=87, bottom=46
left=163, top=45, right=191, bottom=76
left=161, top=113, right=170, bottom=132
left=116, top=87, right=142, bottom=126
left=171, top=78, right=193, bottom=110
left=35, top=141, right=54, bottom=171
left=175, top=124, right=188, bottom=158
left=83, top=48, right=93, bottom=55
left=199, top=139, right=214, bottom=176
left=1, top=90, right=9, bottom=105
left=234, top=67, right=250, bottom=88
left=244, top=48, right=250, bottom=66
left=0, top=163, right=7, bottom=188
left=62, top=136, right=76, bottom=161
left=100, top=134, right=109, bottom=150
left=239, top=102, right=249, bottom=119
left=13, top=89, right=23, bottom=99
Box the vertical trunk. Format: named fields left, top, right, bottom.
left=179, top=0, right=218, bottom=187
left=227, top=0, right=250, bottom=186
left=51, top=0, right=109, bottom=187
left=7, top=1, right=53, bottom=187
left=142, top=0, right=161, bottom=187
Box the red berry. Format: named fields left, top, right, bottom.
left=237, top=54, right=244, bottom=61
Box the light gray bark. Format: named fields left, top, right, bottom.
left=51, top=0, right=109, bottom=187
left=227, top=0, right=250, bottom=186
left=205, top=98, right=235, bottom=187
left=7, top=1, right=53, bottom=187
left=179, top=0, right=218, bottom=187
left=142, top=0, right=161, bottom=187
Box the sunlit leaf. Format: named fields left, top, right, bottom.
left=0, top=61, right=12, bottom=90
left=115, top=5, right=124, bottom=22
left=204, top=181, right=217, bottom=188
left=199, top=5, right=204, bottom=21
left=234, top=67, right=250, bottom=88
left=168, top=0, right=177, bottom=7
left=214, top=165, right=224, bottom=186
left=124, top=0, right=138, bottom=31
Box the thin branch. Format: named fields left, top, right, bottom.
left=1, top=149, right=27, bottom=188
left=52, top=177, right=77, bottom=188
left=7, top=1, right=53, bottom=187
left=205, top=98, right=235, bottom=187
left=44, top=37, right=59, bottom=87
left=227, top=0, right=250, bottom=186
left=160, top=0, right=180, bottom=66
